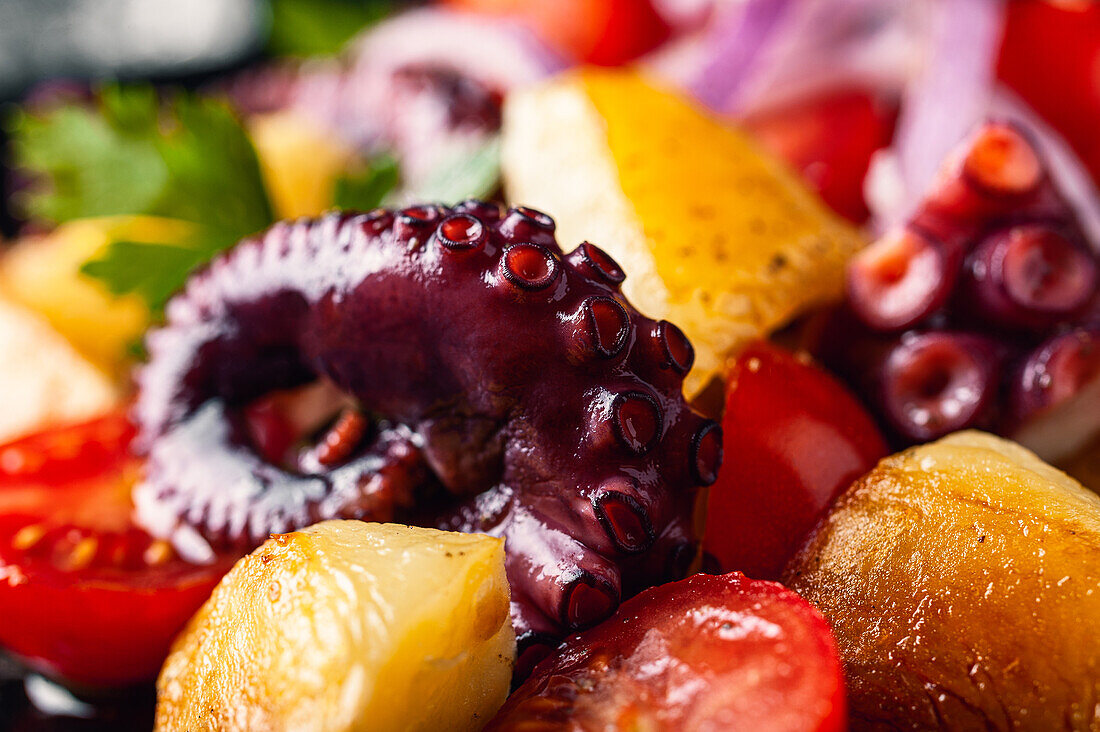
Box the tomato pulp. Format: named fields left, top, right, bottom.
left=0, top=412, right=238, bottom=688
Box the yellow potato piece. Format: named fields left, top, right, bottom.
left=0, top=296, right=120, bottom=443
left=785, top=431, right=1100, bottom=730
left=156, top=520, right=514, bottom=732
left=0, top=216, right=186, bottom=379
left=249, top=111, right=354, bottom=219
left=502, top=69, right=864, bottom=396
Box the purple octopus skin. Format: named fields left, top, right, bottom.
left=132, top=201, right=722, bottom=664
left=831, top=120, right=1100, bottom=448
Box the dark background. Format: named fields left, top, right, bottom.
left=0, top=0, right=411, bottom=237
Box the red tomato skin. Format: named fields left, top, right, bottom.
left=488, top=572, right=847, bottom=732
left=0, top=413, right=236, bottom=688
left=446, top=0, right=671, bottom=66
left=704, top=342, right=887, bottom=580
left=997, top=0, right=1100, bottom=186
left=745, top=89, right=898, bottom=223
left=0, top=558, right=230, bottom=688
left=0, top=412, right=136, bottom=487
left=582, top=0, right=671, bottom=66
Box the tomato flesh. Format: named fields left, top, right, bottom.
left=704, top=342, right=887, bottom=580
left=997, top=0, right=1100, bottom=186
left=745, top=89, right=898, bottom=223
left=488, top=572, right=846, bottom=732
left=0, top=412, right=238, bottom=688
left=446, top=0, right=671, bottom=66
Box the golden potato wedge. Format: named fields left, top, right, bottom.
left=0, top=216, right=184, bottom=378
left=248, top=111, right=354, bottom=219
left=502, top=69, right=864, bottom=396
left=0, top=296, right=119, bottom=443
left=784, top=431, right=1100, bottom=730
left=156, top=521, right=514, bottom=732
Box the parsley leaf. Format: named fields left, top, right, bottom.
left=10, top=85, right=275, bottom=315
left=406, top=136, right=501, bottom=205
left=80, top=241, right=211, bottom=311
left=333, top=155, right=400, bottom=210
left=267, top=0, right=392, bottom=57
left=145, top=90, right=274, bottom=243
left=9, top=89, right=166, bottom=222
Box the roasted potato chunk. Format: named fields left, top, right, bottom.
left=156, top=521, right=514, bottom=732
left=784, top=431, right=1100, bottom=730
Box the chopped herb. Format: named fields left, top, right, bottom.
left=10, top=87, right=166, bottom=223
left=10, top=85, right=275, bottom=315
left=80, top=241, right=211, bottom=311
left=333, top=155, right=400, bottom=211
left=267, top=0, right=392, bottom=57
left=406, top=136, right=502, bottom=205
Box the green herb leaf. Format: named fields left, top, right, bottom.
left=79, top=240, right=211, bottom=311
left=333, top=155, right=400, bottom=210
left=406, top=137, right=502, bottom=205
left=10, top=85, right=276, bottom=315
left=267, top=0, right=392, bottom=57
left=144, top=90, right=274, bottom=241
left=9, top=93, right=166, bottom=222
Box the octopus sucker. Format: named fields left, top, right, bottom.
left=133, top=202, right=722, bottom=647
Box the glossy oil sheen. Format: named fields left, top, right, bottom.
left=487, top=571, right=846, bottom=732
left=785, top=432, right=1100, bottom=730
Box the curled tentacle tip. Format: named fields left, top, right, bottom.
left=134, top=200, right=713, bottom=657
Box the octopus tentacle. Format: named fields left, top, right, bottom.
left=504, top=510, right=623, bottom=630
left=133, top=202, right=722, bottom=647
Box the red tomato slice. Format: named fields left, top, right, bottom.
left=487, top=572, right=847, bottom=732
left=704, top=342, right=887, bottom=580
left=744, top=89, right=898, bottom=223
left=0, top=412, right=238, bottom=688
left=446, top=0, right=671, bottom=66
left=997, top=0, right=1100, bottom=186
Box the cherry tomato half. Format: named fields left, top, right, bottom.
left=998, top=0, right=1100, bottom=186
left=488, top=571, right=847, bottom=732
left=744, top=88, right=898, bottom=223
left=446, top=0, right=671, bottom=66
left=0, top=411, right=238, bottom=688
left=704, top=342, right=887, bottom=580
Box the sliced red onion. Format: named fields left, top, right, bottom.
left=686, top=0, right=796, bottom=112
left=651, top=0, right=920, bottom=116
left=866, top=0, right=1005, bottom=228
left=260, top=9, right=562, bottom=200
left=650, top=0, right=721, bottom=32
left=346, top=9, right=565, bottom=97
left=297, top=9, right=562, bottom=143
left=740, top=0, right=920, bottom=114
